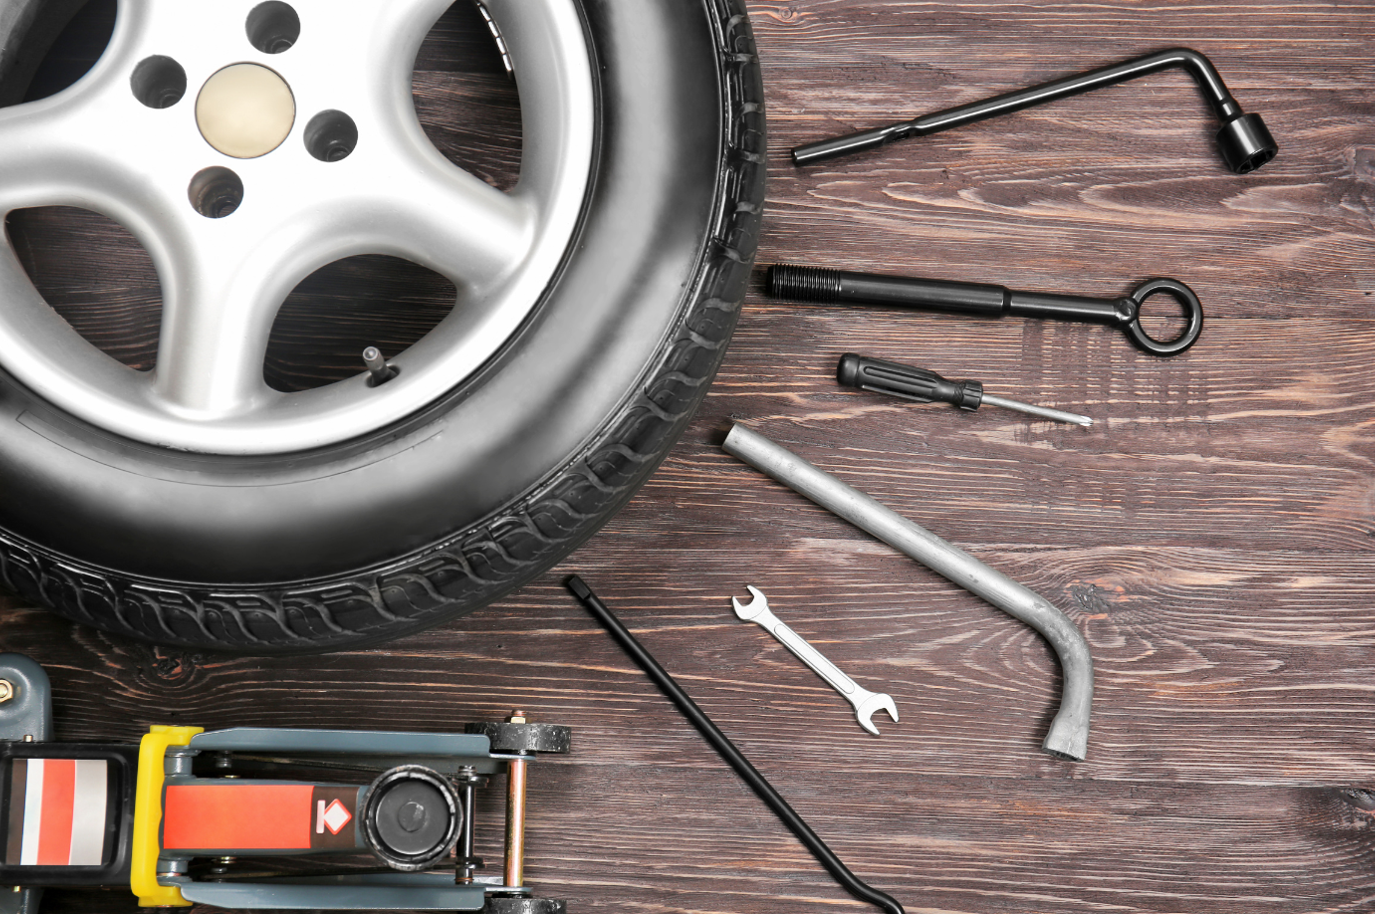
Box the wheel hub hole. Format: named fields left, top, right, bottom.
left=412, top=1, right=522, bottom=191
left=189, top=167, right=245, bottom=219
left=131, top=55, right=187, bottom=109
left=5, top=208, right=162, bottom=371
left=265, top=257, right=456, bottom=392
left=246, top=2, right=301, bottom=54
left=20, top=0, right=116, bottom=103
left=305, top=110, right=358, bottom=162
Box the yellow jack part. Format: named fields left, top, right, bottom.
left=131, top=725, right=203, bottom=907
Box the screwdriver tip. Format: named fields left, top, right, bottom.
left=980, top=393, right=1092, bottom=427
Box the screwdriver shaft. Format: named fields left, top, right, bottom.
left=980, top=394, right=1092, bottom=426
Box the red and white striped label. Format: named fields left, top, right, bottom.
left=5, top=759, right=109, bottom=866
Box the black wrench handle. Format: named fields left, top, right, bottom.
left=566, top=575, right=906, bottom=914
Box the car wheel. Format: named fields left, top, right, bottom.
left=0, top=0, right=766, bottom=652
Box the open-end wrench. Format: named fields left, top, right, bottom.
left=732, top=585, right=898, bottom=736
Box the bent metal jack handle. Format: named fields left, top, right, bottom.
left=769, top=264, right=1204, bottom=357
left=792, top=47, right=1278, bottom=174
left=722, top=423, right=1094, bottom=762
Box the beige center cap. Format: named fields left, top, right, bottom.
left=196, top=63, right=296, bottom=159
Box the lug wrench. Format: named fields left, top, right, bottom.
left=791, top=46, right=1277, bottom=174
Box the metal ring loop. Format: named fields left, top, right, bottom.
left=1123, top=278, right=1204, bottom=356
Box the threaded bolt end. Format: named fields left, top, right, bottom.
left=767, top=264, right=843, bottom=303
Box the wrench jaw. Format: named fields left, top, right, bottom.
left=855, top=693, right=899, bottom=737
left=731, top=584, right=769, bottom=621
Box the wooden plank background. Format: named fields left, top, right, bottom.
left=3, top=1, right=1375, bottom=912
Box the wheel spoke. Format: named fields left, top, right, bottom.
left=373, top=153, right=534, bottom=293
left=364, top=0, right=457, bottom=50
left=482, top=0, right=597, bottom=207
left=151, top=235, right=296, bottom=416
left=0, top=97, right=113, bottom=211
left=0, top=0, right=167, bottom=213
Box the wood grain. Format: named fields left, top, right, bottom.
left=5, top=1, right=1375, bottom=913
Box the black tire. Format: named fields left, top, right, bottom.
left=0, top=0, right=766, bottom=652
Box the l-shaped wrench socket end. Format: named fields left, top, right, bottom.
left=722, top=423, right=1093, bottom=761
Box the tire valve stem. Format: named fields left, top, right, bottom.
left=363, top=347, right=396, bottom=386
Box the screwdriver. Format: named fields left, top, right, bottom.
left=837, top=353, right=1092, bottom=426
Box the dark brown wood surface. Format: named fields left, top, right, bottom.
left=3, top=1, right=1375, bottom=912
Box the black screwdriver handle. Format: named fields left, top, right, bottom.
left=837, top=354, right=984, bottom=409
left=769, top=264, right=1203, bottom=357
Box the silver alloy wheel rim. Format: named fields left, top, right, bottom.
left=0, top=0, right=595, bottom=455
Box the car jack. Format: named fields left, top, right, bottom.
left=0, top=654, right=570, bottom=914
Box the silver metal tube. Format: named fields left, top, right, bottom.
left=722, top=423, right=1093, bottom=761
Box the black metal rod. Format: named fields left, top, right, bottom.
left=456, top=772, right=478, bottom=883
left=792, top=47, right=1276, bottom=174
left=565, top=575, right=905, bottom=914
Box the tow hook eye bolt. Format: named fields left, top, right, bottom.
left=792, top=46, right=1278, bottom=175
left=768, top=264, right=1205, bottom=358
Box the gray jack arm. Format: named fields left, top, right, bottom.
left=722, top=423, right=1093, bottom=761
